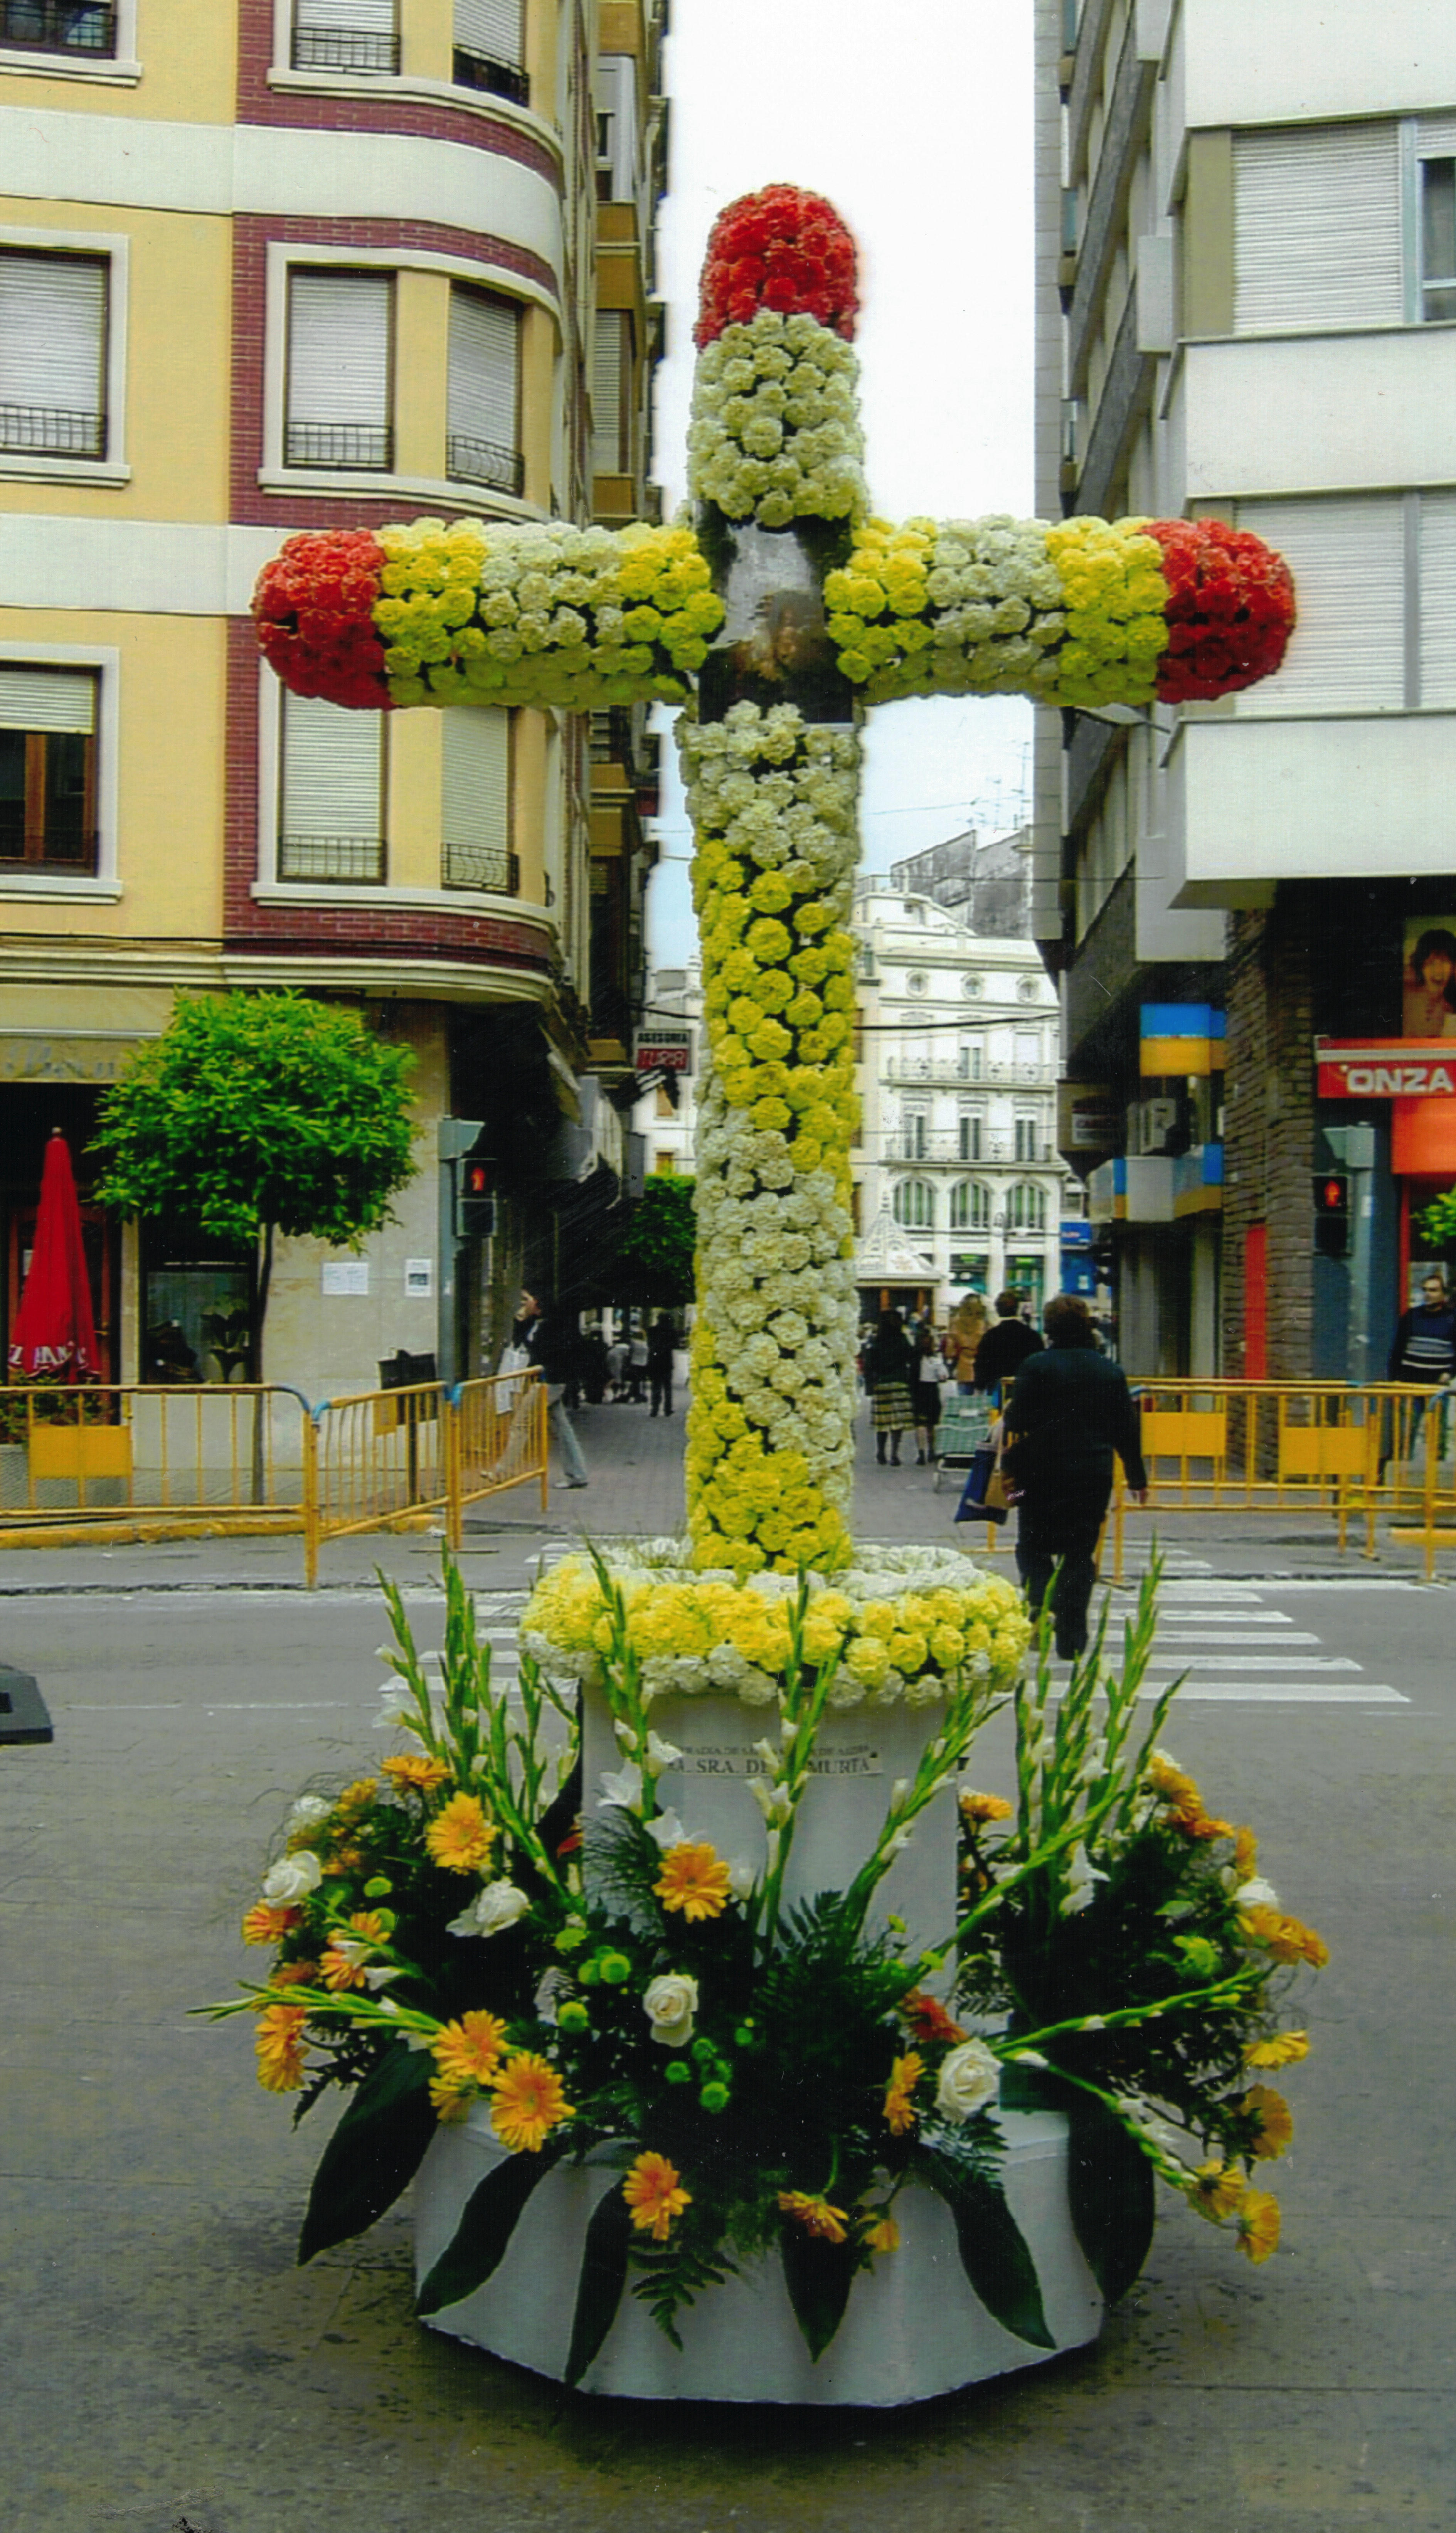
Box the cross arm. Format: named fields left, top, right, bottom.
left=251, top=517, right=724, bottom=715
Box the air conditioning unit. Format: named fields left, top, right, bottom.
left=1134, top=1096, right=1185, bottom=1157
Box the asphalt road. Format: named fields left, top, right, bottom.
left=2, top=1570, right=1452, bottom=2533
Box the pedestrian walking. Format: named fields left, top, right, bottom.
left=946, top=1295, right=988, bottom=1394
left=914, top=1323, right=949, bottom=1464
left=1385, top=1270, right=1456, bottom=1469
left=647, top=1313, right=676, bottom=1417
left=626, top=1323, right=649, bottom=1404
left=1001, top=1292, right=1148, bottom=1660
left=864, top=1308, right=917, bottom=1467
left=973, top=1289, right=1043, bottom=1400
left=513, top=1288, right=589, bottom=1489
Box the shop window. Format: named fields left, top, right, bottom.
left=285, top=268, right=393, bottom=471
left=0, top=666, right=98, bottom=872
left=278, top=690, right=386, bottom=882
left=0, top=249, right=108, bottom=461
left=447, top=284, right=522, bottom=495
left=142, top=1224, right=254, bottom=1385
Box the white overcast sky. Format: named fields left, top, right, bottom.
left=643, top=0, right=1035, bottom=970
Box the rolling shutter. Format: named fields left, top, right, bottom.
left=1234, top=497, right=1405, bottom=711
left=0, top=254, right=107, bottom=455
left=279, top=693, right=384, bottom=880
left=1419, top=493, right=1456, bottom=708
left=447, top=288, right=520, bottom=489
left=441, top=708, right=512, bottom=890
left=0, top=668, right=96, bottom=732
left=295, top=0, right=396, bottom=29
left=1233, top=123, right=1402, bottom=332
left=286, top=271, right=391, bottom=465
left=592, top=310, right=628, bottom=475
left=455, top=0, right=522, bottom=64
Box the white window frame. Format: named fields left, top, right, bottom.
left=949, top=1178, right=991, bottom=1233
left=288, top=0, right=398, bottom=78
left=0, top=226, right=130, bottom=486
left=259, top=241, right=544, bottom=512
left=0, top=641, right=120, bottom=899
left=0, top=0, right=139, bottom=82
left=892, top=1177, right=934, bottom=1232
left=1007, top=1182, right=1048, bottom=1235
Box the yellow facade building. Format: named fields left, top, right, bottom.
left=0, top=0, right=666, bottom=1395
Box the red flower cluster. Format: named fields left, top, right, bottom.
left=1144, top=518, right=1296, bottom=704
left=695, top=183, right=859, bottom=347
left=252, top=530, right=391, bottom=709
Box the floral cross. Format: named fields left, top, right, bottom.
left=253, top=185, right=1294, bottom=1577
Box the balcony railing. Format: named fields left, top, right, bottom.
left=453, top=44, right=528, bottom=106
left=887, top=1132, right=1058, bottom=1166
left=442, top=843, right=518, bottom=895
left=278, top=834, right=386, bottom=884
left=445, top=433, right=524, bottom=497
left=883, top=1056, right=1059, bottom=1088
left=0, top=403, right=106, bottom=459
left=284, top=420, right=392, bottom=471
left=0, top=0, right=115, bottom=54
left=291, top=25, right=400, bottom=72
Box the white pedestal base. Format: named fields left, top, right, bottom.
left=413, top=2105, right=1103, bottom=2404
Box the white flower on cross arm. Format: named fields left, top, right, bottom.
left=598, top=1761, right=643, bottom=1814
left=261, top=1851, right=323, bottom=1905
left=934, top=2039, right=1001, bottom=2124
left=643, top=1972, right=699, bottom=2048
left=447, top=1881, right=531, bottom=1940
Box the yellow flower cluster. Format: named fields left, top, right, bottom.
left=373, top=517, right=724, bottom=711
left=820, top=512, right=1172, bottom=710
left=521, top=1551, right=1032, bottom=1709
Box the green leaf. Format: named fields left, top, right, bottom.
left=296, top=2045, right=437, bottom=2264
left=1064, top=2091, right=1156, bottom=2305
left=779, top=2220, right=860, bottom=2362
left=913, top=2142, right=1055, bottom=2349
left=416, top=2144, right=561, bottom=2317
left=563, top=2182, right=634, bottom=2389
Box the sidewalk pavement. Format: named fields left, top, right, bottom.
left=0, top=1383, right=1446, bottom=1599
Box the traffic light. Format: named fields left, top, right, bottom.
left=1312, top=1171, right=1350, bottom=1259
left=455, top=1153, right=495, bottom=1243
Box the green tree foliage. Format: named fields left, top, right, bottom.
left=1416, top=1188, right=1456, bottom=1254
left=614, top=1173, right=696, bottom=1307
left=91, top=993, right=417, bottom=1368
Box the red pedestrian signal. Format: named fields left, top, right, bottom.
left=1311, top=1171, right=1349, bottom=1258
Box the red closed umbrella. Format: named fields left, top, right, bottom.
left=8, top=1130, right=99, bottom=1380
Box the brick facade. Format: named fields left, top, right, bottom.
left=1222, top=899, right=1315, bottom=1381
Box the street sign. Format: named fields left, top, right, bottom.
left=1315, top=1040, right=1456, bottom=1098
left=635, top=1030, right=692, bottom=1071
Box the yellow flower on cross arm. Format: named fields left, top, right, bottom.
left=1235, top=2187, right=1281, bottom=2264
left=381, top=1752, right=452, bottom=1795
left=1187, top=2161, right=1245, bottom=2222
left=424, top=1790, right=497, bottom=1873
left=1240, top=2084, right=1294, bottom=2161
left=1244, top=2030, right=1310, bottom=2070
left=623, top=2151, right=692, bottom=2243
left=882, top=2050, right=924, bottom=2137
left=488, top=2051, right=574, bottom=2153
left=777, top=2190, right=850, bottom=2244
left=654, top=1840, right=734, bottom=1923
left=430, top=2009, right=508, bottom=2092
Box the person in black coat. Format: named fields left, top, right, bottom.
left=647, top=1314, right=676, bottom=1417
left=1002, top=1292, right=1148, bottom=1659
left=513, top=1289, right=589, bottom=1488
left=973, top=1290, right=1044, bottom=1398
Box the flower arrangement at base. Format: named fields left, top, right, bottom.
left=205, top=1552, right=1326, bottom=2380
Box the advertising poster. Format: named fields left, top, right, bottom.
left=1402, top=919, right=1456, bottom=1036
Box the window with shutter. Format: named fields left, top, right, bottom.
left=0, top=252, right=107, bottom=459
left=285, top=269, right=392, bottom=470
left=0, top=666, right=98, bottom=870
left=447, top=286, right=522, bottom=494
left=1419, top=494, right=1456, bottom=708
left=441, top=709, right=515, bottom=892
left=291, top=0, right=398, bottom=74
left=1234, top=496, right=1406, bottom=712
left=592, top=310, right=629, bottom=477
left=453, top=0, right=527, bottom=104
left=278, top=691, right=385, bottom=882
left=1233, top=124, right=1402, bottom=333
left=0, top=1, right=117, bottom=57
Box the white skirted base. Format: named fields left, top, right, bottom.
left=413, top=2104, right=1104, bottom=2404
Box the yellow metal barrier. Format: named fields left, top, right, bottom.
left=303, top=1368, right=549, bottom=1585
left=0, top=1382, right=309, bottom=1523
left=1105, top=1378, right=1456, bottom=1579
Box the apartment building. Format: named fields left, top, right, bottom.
left=0, top=0, right=665, bottom=1394
left=1034, top=0, right=1456, bottom=1379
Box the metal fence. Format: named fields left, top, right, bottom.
left=0, top=1383, right=310, bottom=1521
left=304, top=1368, right=547, bottom=1584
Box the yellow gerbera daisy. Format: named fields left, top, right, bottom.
left=1187, top=2161, right=1244, bottom=2221
left=253, top=2003, right=310, bottom=2094
left=1244, top=2030, right=1309, bottom=2070
left=1235, top=2187, right=1281, bottom=2264
left=428, top=2077, right=475, bottom=2122
left=958, top=1790, right=1013, bottom=1825
left=653, top=1840, right=733, bottom=1923
left=488, top=2051, right=574, bottom=2154
left=1240, top=2084, right=1294, bottom=2160
left=862, top=2212, right=901, bottom=2254
left=424, top=1791, right=497, bottom=1873
left=430, top=2010, right=508, bottom=2092
left=267, top=1959, right=320, bottom=1991
left=241, top=1902, right=299, bottom=1947
left=882, top=2050, right=924, bottom=2137
left=778, top=2190, right=851, bottom=2245
left=381, top=1752, right=452, bottom=1794
left=622, top=2151, right=692, bottom=2242
left=333, top=1778, right=379, bottom=1822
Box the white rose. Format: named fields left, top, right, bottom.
left=448, top=1880, right=530, bottom=1940
left=934, top=2038, right=1002, bottom=2124
left=288, top=1795, right=332, bottom=1829
left=1234, top=1876, right=1280, bottom=1910
left=643, top=1972, right=699, bottom=2048
left=261, top=1851, right=323, bottom=1905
